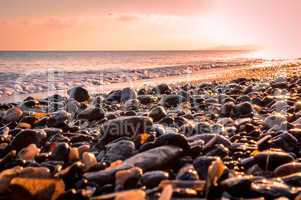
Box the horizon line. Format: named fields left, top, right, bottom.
left=0, top=49, right=255, bottom=52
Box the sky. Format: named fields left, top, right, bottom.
left=0, top=0, right=300, bottom=57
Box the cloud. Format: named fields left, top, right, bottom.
left=107, top=13, right=141, bottom=22
left=0, top=0, right=212, bottom=19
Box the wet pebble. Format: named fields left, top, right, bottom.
left=9, top=129, right=47, bottom=152
left=2, top=107, right=23, bottom=122
left=148, top=106, right=167, bottom=122
left=100, top=116, right=153, bottom=143
left=68, top=86, right=90, bottom=102
left=77, top=107, right=105, bottom=121
left=121, top=87, right=137, bottom=102
left=141, top=170, right=169, bottom=188
left=100, top=140, right=136, bottom=163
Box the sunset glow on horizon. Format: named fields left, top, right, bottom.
left=1, top=0, right=300, bottom=57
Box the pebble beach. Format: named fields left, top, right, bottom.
left=1, top=58, right=301, bottom=199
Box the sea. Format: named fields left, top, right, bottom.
left=0, top=50, right=258, bottom=100
left=0, top=50, right=252, bottom=74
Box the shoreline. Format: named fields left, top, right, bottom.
left=0, top=57, right=261, bottom=98
left=1, top=59, right=300, bottom=103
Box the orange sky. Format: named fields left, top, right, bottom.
left=0, top=0, right=300, bottom=56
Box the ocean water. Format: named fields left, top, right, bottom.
left=0, top=50, right=259, bottom=99
left=0, top=50, right=252, bottom=74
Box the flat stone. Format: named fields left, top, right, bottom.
left=100, top=116, right=153, bottom=143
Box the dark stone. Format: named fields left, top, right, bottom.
left=9, top=129, right=47, bottom=152
left=232, top=102, right=254, bottom=118
left=77, top=107, right=105, bottom=121
left=124, top=145, right=183, bottom=171
left=2, top=107, right=23, bottom=122
left=51, top=142, right=70, bottom=161
left=220, top=102, right=235, bottom=117
left=161, top=95, right=185, bottom=107
left=120, top=87, right=137, bottom=102
left=254, top=151, right=295, bottom=171
left=106, top=90, right=121, bottom=102
left=193, top=156, right=219, bottom=179
left=152, top=83, right=172, bottom=94
left=101, top=140, right=136, bottom=163
left=274, top=162, right=301, bottom=177
left=148, top=106, right=167, bottom=122
left=155, top=133, right=190, bottom=150
left=23, top=97, right=38, bottom=107
left=47, top=111, right=70, bottom=128
left=141, top=170, right=169, bottom=188
left=67, top=86, right=90, bottom=102
left=100, top=116, right=153, bottom=143
left=138, top=95, right=157, bottom=105
left=176, top=164, right=199, bottom=181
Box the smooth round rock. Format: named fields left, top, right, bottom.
left=138, top=95, right=158, bottom=105
left=101, top=140, right=136, bottom=163
left=254, top=151, right=295, bottom=171
left=124, top=99, right=139, bottom=110
left=148, top=106, right=167, bottom=122
left=152, top=84, right=172, bottom=94
left=77, top=107, right=105, bottom=121
left=161, top=95, right=185, bottom=107
left=273, top=162, right=301, bottom=177
left=124, top=145, right=183, bottom=171
left=100, top=116, right=153, bottom=143
left=67, top=86, right=90, bottom=102
left=264, top=114, right=287, bottom=129
left=233, top=102, right=254, bottom=118
left=220, top=102, right=235, bottom=117
left=176, top=164, right=199, bottom=181
left=141, top=170, right=169, bottom=188
left=3, top=107, right=23, bottom=122
left=10, top=129, right=47, bottom=152
left=155, top=133, right=190, bottom=150
left=51, top=142, right=70, bottom=161
left=106, top=90, right=121, bottom=102
left=121, top=87, right=137, bottom=102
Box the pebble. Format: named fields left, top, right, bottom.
left=9, top=129, right=47, bottom=152
left=124, top=145, right=183, bottom=171
left=233, top=102, right=254, bottom=118
left=100, top=116, right=153, bottom=143
left=273, top=162, right=301, bottom=177
left=17, top=144, right=40, bottom=161
left=2, top=76, right=301, bottom=199
left=141, top=170, right=169, bottom=188
left=152, top=83, right=172, bottom=94
left=77, top=107, right=105, bottom=121
left=160, top=94, right=185, bottom=107
left=100, top=140, right=136, bottom=163
left=81, top=152, right=97, bottom=170
left=137, top=95, right=158, bottom=105
left=67, top=86, right=90, bottom=102
left=47, top=110, right=71, bottom=128
left=115, top=167, right=142, bottom=191
left=2, top=107, right=23, bottom=122
left=124, top=99, right=139, bottom=110
left=176, top=164, right=199, bottom=180
left=220, top=101, right=235, bottom=117
left=106, top=90, right=121, bottom=102
left=120, top=87, right=137, bottom=102
left=148, top=106, right=167, bottom=122
left=51, top=142, right=70, bottom=161
left=264, top=114, right=287, bottom=129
